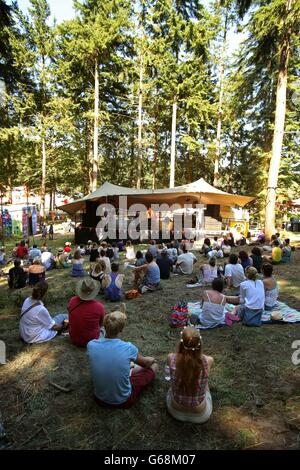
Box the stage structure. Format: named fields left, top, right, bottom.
left=58, top=179, right=254, bottom=244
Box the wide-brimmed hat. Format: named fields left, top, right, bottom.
left=65, top=242, right=72, bottom=246
left=76, top=278, right=99, bottom=301
left=58, top=247, right=64, bottom=253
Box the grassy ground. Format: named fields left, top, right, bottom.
left=0, top=234, right=300, bottom=450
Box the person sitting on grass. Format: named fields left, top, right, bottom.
left=19, top=281, right=68, bottom=344
left=135, top=250, right=146, bottom=267
left=221, top=240, right=231, bottom=257
left=88, top=307, right=158, bottom=408
left=64, top=242, right=72, bottom=254
left=28, top=244, right=42, bottom=263
left=99, top=249, right=111, bottom=273
left=236, top=267, right=265, bottom=326
left=16, top=240, right=28, bottom=260
left=148, top=240, right=159, bottom=258
left=250, top=246, right=263, bottom=273
left=167, top=242, right=178, bottom=263
left=174, top=246, right=197, bottom=275
left=71, top=249, right=85, bottom=277
left=200, top=238, right=211, bottom=256
left=156, top=248, right=173, bottom=280
left=8, top=259, right=27, bottom=289
left=103, top=263, right=124, bottom=302
left=125, top=241, right=136, bottom=260
left=134, top=251, right=160, bottom=293
left=224, top=253, right=245, bottom=295
left=56, top=248, right=71, bottom=268
left=27, top=257, right=46, bottom=286
left=41, top=248, right=55, bottom=271
left=0, top=247, right=6, bottom=266
left=90, top=260, right=106, bottom=292
left=89, top=242, right=99, bottom=263
left=262, top=263, right=279, bottom=311
left=166, top=327, right=214, bottom=423
left=199, top=278, right=227, bottom=328
left=68, top=278, right=105, bottom=347
left=281, top=239, right=292, bottom=264
left=238, top=250, right=253, bottom=272
left=200, top=257, right=218, bottom=285
left=264, top=239, right=282, bottom=265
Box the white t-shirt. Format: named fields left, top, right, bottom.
left=100, top=256, right=111, bottom=273
left=41, top=251, right=54, bottom=270
left=202, top=264, right=218, bottom=283
left=240, top=279, right=265, bottom=309
left=20, top=297, right=56, bottom=344
left=177, top=253, right=194, bottom=275
left=225, top=263, right=245, bottom=288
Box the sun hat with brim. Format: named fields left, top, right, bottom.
left=58, top=247, right=64, bottom=253
left=76, top=278, right=99, bottom=301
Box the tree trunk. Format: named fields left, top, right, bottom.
left=40, top=137, right=46, bottom=218
left=136, top=54, right=143, bottom=189
left=170, top=94, right=177, bottom=188
left=264, top=0, right=292, bottom=239
left=213, top=7, right=228, bottom=187
left=152, top=130, right=157, bottom=189
left=90, top=56, right=99, bottom=193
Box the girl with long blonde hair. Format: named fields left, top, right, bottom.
left=166, top=327, right=214, bottom=423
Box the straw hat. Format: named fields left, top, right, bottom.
left=270, top=310, right=283, bottom=321
left=58, top=247, right=64, bottom=253
left=76, top=278, right=99, bottom=301
left=65, top=242, right=72, bottom=246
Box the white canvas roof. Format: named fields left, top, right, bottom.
left=59, top=178, right=254, bottom=214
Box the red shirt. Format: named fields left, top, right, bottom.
left=64, top=246, right=71, bottom=253
left=16, top=245, right=28, bottom=259
left=68, top=296, right=105, bottom=347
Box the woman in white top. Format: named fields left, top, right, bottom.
left=199, top=277, right=237, bottom=328
left=199, top=278, right=227, bottom=328
left=237, top=267, right=265, bottom=326
left=262, top=263, right=279, bottom=310
left=224, top=253, right=245, bottom=294
left=99, top=249, right=111, bottom=273
left=200, top=257, right=218, bottom=284
left=20, top=281, right=68, bottom=344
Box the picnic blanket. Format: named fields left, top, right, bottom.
left=261, top=301, right=300, bottom=324
left=186, top=301, right=300, bottom=329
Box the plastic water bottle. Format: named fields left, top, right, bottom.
left=164, top=365, right=171, bottom=381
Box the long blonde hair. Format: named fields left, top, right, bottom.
left=175, top=327, right=204, bottom=396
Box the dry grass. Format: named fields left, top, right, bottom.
left=1, top=235, right=300, bottom=449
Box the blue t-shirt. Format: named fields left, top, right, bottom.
left=146, top=262, right=160, bottom=285
left=87, top=338, right=138, bottom=404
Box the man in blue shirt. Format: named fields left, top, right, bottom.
left=29, top=244, right=42, bottom=263
left=87, top=306, right=158, bottom=408
left=133, top=252, right=161, bottom=293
